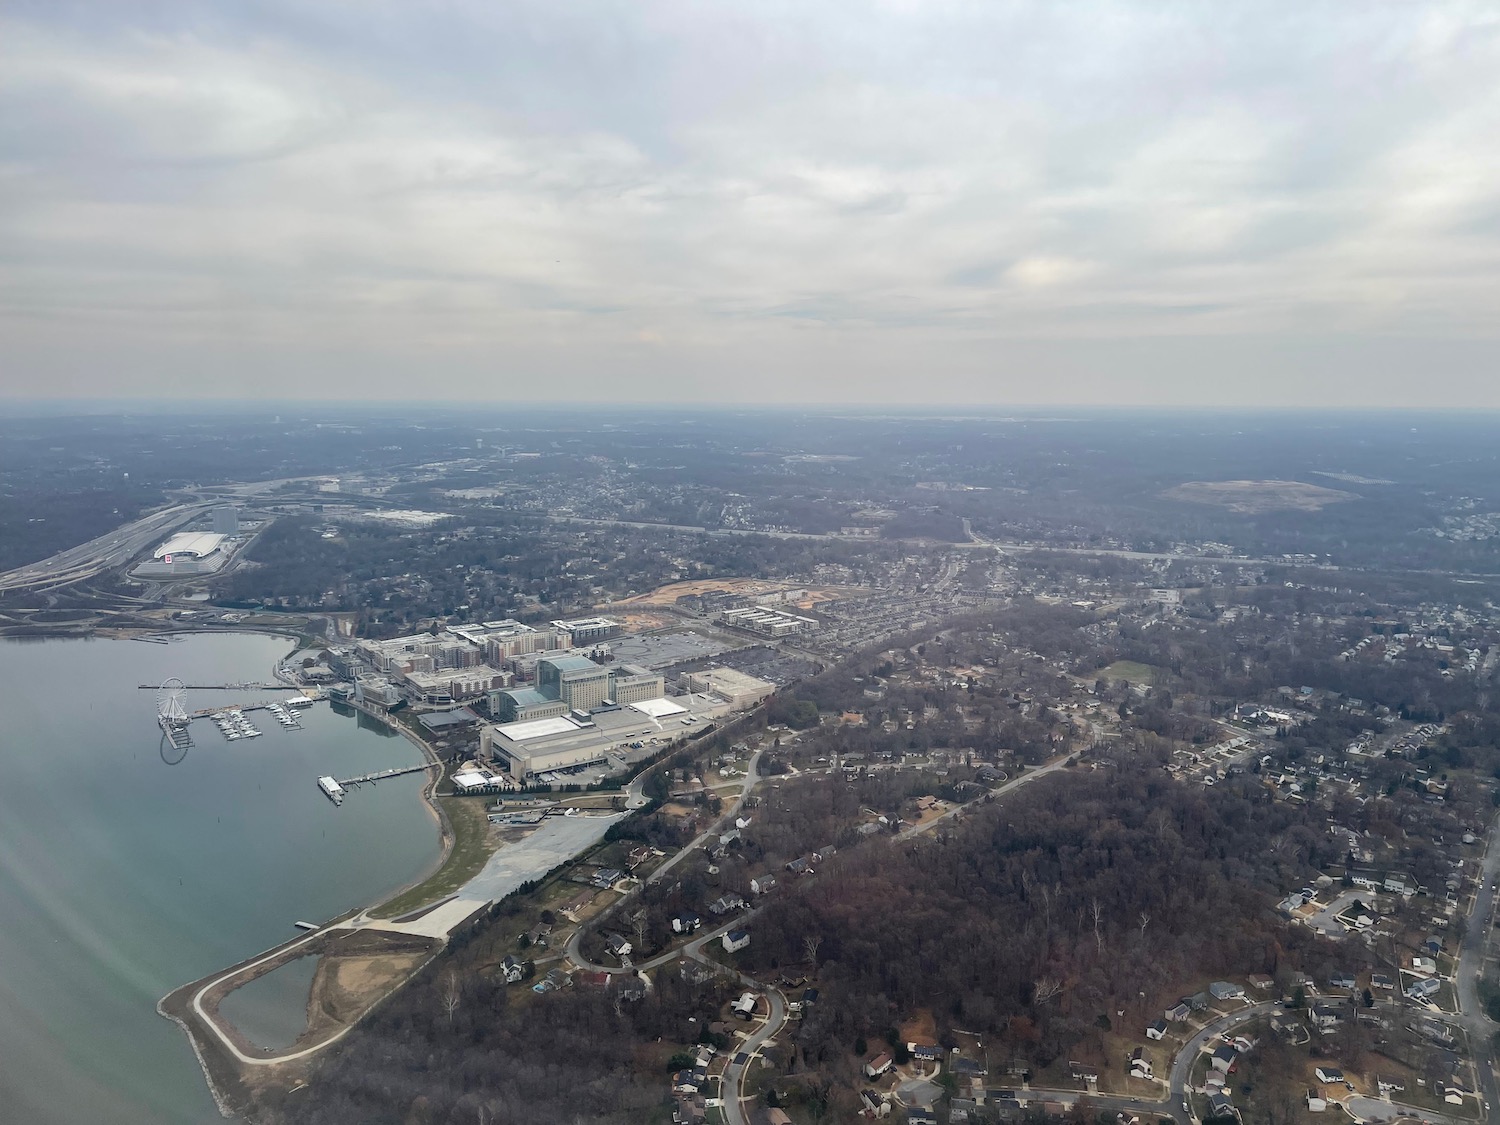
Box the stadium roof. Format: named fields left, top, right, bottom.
left=152, top=531, right=226, bottom=560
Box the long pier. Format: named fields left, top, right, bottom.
left=187, top=700, right=300, bottom=719
left=141, top=683, right=283, bottom=691
left=336, top=764, right=434, bottom=788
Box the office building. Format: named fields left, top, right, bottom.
left=550, top=616, right=622, bottom=644
left=608, top=663, right=665, bottom=705
left=536, top=653, right=612, bottom=712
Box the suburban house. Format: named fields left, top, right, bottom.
left=604, top=932, right=632, bottom=959
left=671, top=1069, right=707, bottom=1094
left=1314, top=1067, right=1345, bottom=1085
left=1129, top=1047, right=1153, bottom=1079
left=722, top=928, right=751, bottom=953
left=707, top=892, right=746, bottom=916
left=1328, top=971, right=1356, bottom=991
left=749, top=874, right=778, bottom=895
left=1146, top=1019, right=1168, bottom=1041
left=1371, top=973, right=1394, bottom=990
left=1207, top=1093, right=1240, bottom=1122
left=1210, top=1044, right=1237, bottom=1074
left=1166, top=1002, right=1191, bottom=1022
left=951, top=1057, right=988, bottom=1080
left=864, top=1053, right=893, bottom=1079
left=499, top=955, right=526, bottom=984
left=1209, top=981, right=1245, bottom=1002
left=1309, top=1003, right=1345, bottom=1033
left=1406, top=977, right=1442, bottom=1002
left=1247, top=974, right=1274, bottom=991
left=672, top=911, right=703, bottom=934
left=1306, top=1089, right=1328, bottom=1112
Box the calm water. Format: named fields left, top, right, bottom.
left=0, top=633, right=442, bottom=1124
left=218, top=956, right=321, bottom=1051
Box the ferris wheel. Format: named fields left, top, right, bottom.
left=156, top=676, right=189, bottom=726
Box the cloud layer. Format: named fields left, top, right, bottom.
left=3, top=1, right=1500, bottom=405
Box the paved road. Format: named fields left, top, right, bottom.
left=1454, top=811, right=1500, bottom=1119
left=565, top=749, right=763, bottom=972
left=896, top=753, right=1074, bottom=841
left=1168, top=1002, right=1279, bottom=1114
left=0, top=502, right=212, bottom=592
left=719, top=981, right=787, bottom=1125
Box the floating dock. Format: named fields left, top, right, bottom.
left=158, top=714, right=193, bottom=751
left=336, top=764, right=432, bottom=788
left=318, top=776, right=346, bottom=806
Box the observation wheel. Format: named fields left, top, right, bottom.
left=156, top=676, right=189, bottom=726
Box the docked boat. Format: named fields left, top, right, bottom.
left=317, top=776, right=345, bottom=806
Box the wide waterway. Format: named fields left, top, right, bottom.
left=0, top=633, right=443, bottom=1124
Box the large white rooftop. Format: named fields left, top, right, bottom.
left=630, top=697, right=688, bottom=718
left=152, top=531, right=226, bottom=560
left=494, top=715, right=583, bottom=742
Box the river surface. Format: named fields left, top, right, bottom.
left=0, top=633, right=443, bottom=1124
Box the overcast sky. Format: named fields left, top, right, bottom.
left=2, top=2, right=1499, bottom=407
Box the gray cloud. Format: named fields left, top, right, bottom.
left=2, top=1, right=1499, bottom=405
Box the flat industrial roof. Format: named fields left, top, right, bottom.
left=631, top=697, right=687, bottom=718
left=495, top=715, right=583, bottom=741
left=153, top=531, right=226, bottom=560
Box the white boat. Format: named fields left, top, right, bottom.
left=318, top=776, right=345, bottom=805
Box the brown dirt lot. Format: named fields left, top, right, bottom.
left=900, top=1010, right=938, bottom=1045
left=313, top=951, right=430, bottom=1026
left=614, top=609, right=676, bottom=631
left=1161, top=479, right=1356, bottom=514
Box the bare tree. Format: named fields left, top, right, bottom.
left=1090, top=898, right=1104, bottom=956
left=441, top=971, right=461, bottom=1027
left=803, top=932, right=822, bottom=967
left=631, top=909, right=648, bottom=956
left=1138, top=911, right=1151, bottom=940
left=1033, top=976, right=1064, bottom=1007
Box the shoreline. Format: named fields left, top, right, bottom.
left=153, top=638, right=468, bottom=1117
left=338, top=696, right=457, bottom=916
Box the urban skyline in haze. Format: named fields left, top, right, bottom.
left=3, top=2, right=1499, bottom=407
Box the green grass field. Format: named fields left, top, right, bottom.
left=1098, top=660, right=1159, bottom=685
left=371, top=795, right=494, bottom=919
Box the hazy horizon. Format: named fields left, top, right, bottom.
left=4, top=2, right=1499, bottom=407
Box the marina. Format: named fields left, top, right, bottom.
left=1, top=632, right=442, bottom=1125
left=316, top=763, right=434, bottom=806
